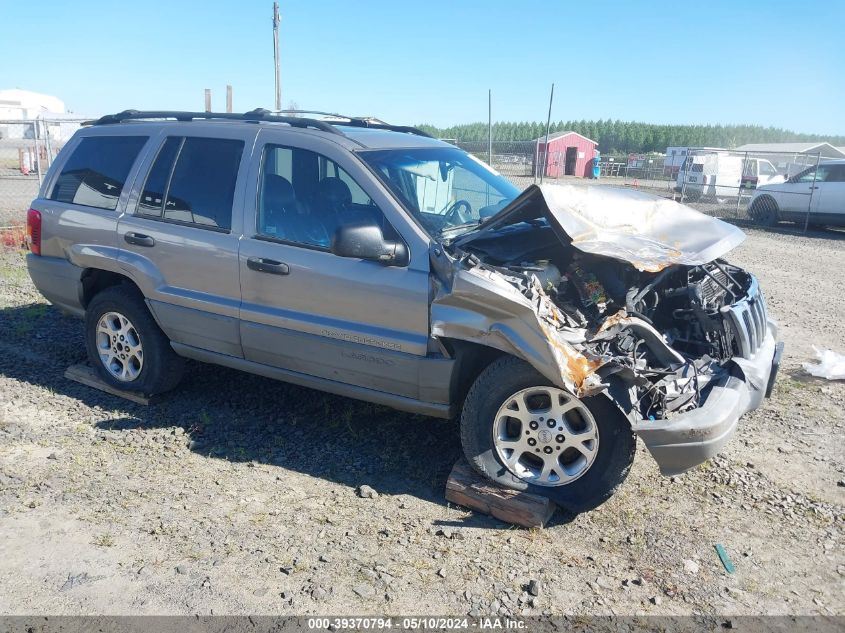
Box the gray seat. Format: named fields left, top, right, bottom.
left=261, top=174, right=297, bottom=237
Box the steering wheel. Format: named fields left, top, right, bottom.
left=443, top=199, right=473, bottom=225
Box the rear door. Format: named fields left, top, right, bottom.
left=815, top=164, right=845, bottom=222
left=237, top=130, right=433, bottom=400
left=118, top=124, right=257, bottom=357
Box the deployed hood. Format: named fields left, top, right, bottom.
left=456, top=184, right=746, bottom=272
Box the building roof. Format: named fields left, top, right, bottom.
left=0, top=89, right=65, bottom=114
left=734, top=142, right=845, bottom=158
left=535, top=130, right=597, bottom=145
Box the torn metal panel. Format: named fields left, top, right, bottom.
left=456, top=184, right=746, bottom=272
left=431, top=261, right=605, bottom=396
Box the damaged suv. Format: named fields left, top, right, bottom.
left=26, top=110, right=783, bottom=513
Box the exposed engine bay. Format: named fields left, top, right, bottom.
left=439, top=188, right=761, bottom=423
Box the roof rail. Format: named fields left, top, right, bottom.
left=274, top=110, right=433, bottom=138
left=88, top=109, right=342, bottom=135
left=87, top=108, right=432, bottom=139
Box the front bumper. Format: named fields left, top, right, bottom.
left=632, top=320, right=781, bottom=476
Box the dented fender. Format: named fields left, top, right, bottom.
left=431, top=260, right=606, bottom=396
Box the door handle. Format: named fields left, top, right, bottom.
left=809, top=186, right=819, bottom=190
left=124, top=232, right=155, bottom=247
left=247, top=257, right=290, bottom=275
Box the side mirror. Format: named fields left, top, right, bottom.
left=331, top=223, right=409, bottom=266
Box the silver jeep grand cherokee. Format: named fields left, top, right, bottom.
left=25, top=109, right=783, bottom=513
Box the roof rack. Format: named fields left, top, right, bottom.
left=273, top=110, right=431, bottom=137
left=89, top=109, right=342, bottom=135
left=88, top=108, right=432, bottom=138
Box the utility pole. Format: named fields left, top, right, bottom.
left=540, top=83, right=554, bottom=184
left=273, top=2, right=281, bottom=111
left=226, top=85, right=233, bottom=113
left=204, top=89, right=212, bottom=112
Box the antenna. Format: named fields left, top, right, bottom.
left=273, top=2, right=281, bottom=111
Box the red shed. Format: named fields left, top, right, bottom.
left=535, top=131, right=598, bottom=178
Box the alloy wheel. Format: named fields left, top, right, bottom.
left=492, top=386, right=599, bottom=486
left=95, top=311, right=144, bottom=382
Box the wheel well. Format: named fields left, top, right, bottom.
left=752, top=194, right=776, bottom=209
left=80, top=269, right=143, bottom=308
left=441, top=339, right=505, bottom=413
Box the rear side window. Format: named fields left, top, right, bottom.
left=137, top=136, right=244, bottom=230
left=827, top=165, right=845, bottom=182
left=138, top=137, right=181, bottom=216
left=50, top=136, right=147, bottom=210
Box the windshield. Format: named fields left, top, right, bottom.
left=359, top=147, right=520, bottom=238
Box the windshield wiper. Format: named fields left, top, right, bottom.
left=437, top=219, right=484, bottom=238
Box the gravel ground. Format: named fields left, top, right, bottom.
left=0, top=227, right=843, bottom=617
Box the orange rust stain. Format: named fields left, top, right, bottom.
left=597, top=309, right=629, bottom=334
left=539, top=319, right=602, bottom=388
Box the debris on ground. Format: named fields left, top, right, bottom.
left=802, top=347, right=845, bottom=380
left=715, top=544, right=736, bottom=574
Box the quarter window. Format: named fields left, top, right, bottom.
left=50, top=136, right=147, bottom=210
left=137, top=136, right=244, bottom=230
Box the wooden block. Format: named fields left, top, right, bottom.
left=63, top=363, right=154, bottom=406
left=445, top=458, right=556, bottom=528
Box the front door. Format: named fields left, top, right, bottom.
left=564, top=147, right=578, bottom=176
left=118, top=127, right=256, bottom=357
left=815, top=163, right=845, bottom=222
left=764, top=164, right=827, bottom=216
left=237, top=133, right=432, bottom=400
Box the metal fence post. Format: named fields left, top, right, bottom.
left=32, top=121, right=42, bottom=187
left=540, top=83, right=554, bottom=185
left=680, top=152, right=688, bottom=203
left=487, top=89, right=492, bottom=167
left=42, top=117, right=54, bottom=166
left=735, top=151, right=748, bottom=219
left=803, top=152, right=819, bottom=233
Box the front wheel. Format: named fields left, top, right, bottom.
left=749, top=196, right=779, bottom=226
left=460, top=356, right=636, bottom=514
left=85, top=285, right=184, bottom=395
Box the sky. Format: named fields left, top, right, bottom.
left=2, top=0, right=844, bottom=134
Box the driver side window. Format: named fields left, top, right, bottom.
left=257, top=145, right=396, bottom=250
left=797, top=166, right=830, bottom=183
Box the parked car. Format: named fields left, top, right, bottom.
left=25, top=109, right=783, bottom=513
left=675, top=153, right=783, bottom=199
left=748, top=159, right=845, bottom=227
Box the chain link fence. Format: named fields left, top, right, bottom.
left=2, top=120, right=839, bottom=235
left=612, top=149, right=827, bottom=231
left=450, top=137, right=840, bottom=234
left=0, top=118, right=88, bottom=227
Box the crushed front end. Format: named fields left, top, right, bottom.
left=434, top=184, right=783, bottom=475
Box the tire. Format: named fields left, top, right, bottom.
left=748, top=196, right=779, bottom=227
left=85, top=285, right=183, bottom=395
left=460, top=356, right=636, bottom=514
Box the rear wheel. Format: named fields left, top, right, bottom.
left=85, top=285, right=183, bottom=395
left=749, top=196, right=779, bottom=226
left=460, top=356, right=636, bottom=514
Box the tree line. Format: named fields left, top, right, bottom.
left=417, top=120, right=845, bottom=154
